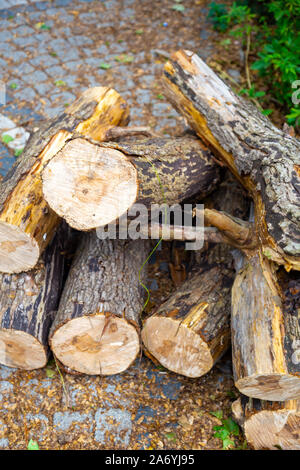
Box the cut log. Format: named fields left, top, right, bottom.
left=162, top=50, right=300, bottom=271
left=141, top=244, right=234, bottom=378
left=42, top=136, right=220, bottom=230
left=49, top=232, right=150, bottom=375
left=141, top=174, right=249, bottom=378
left=0, top=87, right=129, bottom=274
left=232, top=396, right=300, bottom=450
left=0, top=223, right=70, bottom=370
left=232, top=254, right=300, bottom=401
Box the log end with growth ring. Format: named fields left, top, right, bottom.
left=50, top=313, right=140, bottom=375
left=43, top=138, right=138, bottom=230
left=0, top=221, right=39, bottom=274
left=142, top=316, right=214, bottom=378
left=0, top=329, right=47, bottom=370
left=232, top=398, right=300, bottom=450
left=244, top=409, right=300, bottom=450
left=236, top=374, right=300, bottom=402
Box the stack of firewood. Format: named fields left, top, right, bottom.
left=0, top=51, right=299, bottom=450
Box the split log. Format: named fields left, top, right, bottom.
left=42, top=136, right=220, bottom=230
left=49, top=232, right=150, bottom=375
left=141, top=174, right=249, bottom=378
left=0, top=87, right=129, bottom=274
left=0, top=224, right=69, bottom=370
left=232, top=396, right=300, bottom=450
left=232, top=255, right=300, bottom=401
left=162, top=50, right=300, bottom=271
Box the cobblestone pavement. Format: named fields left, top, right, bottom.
left=0, top=0, right=243, bottom=450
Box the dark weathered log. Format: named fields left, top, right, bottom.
left=50, top=233, right=150, bottom=375
left=232, top=395, right=300, bottom=450
left=0, top=224, right=70, bottom=370
left=162, top=50, right=300, bottom=271
left=142, top=244, right=234, bottom=377
left=0, top=87, right=129, bottom=274
left=142, top=174, right=249, bottom=378
left=232, top=254, right=300, bottom=401
left=42, top=136, right=221, bottom=230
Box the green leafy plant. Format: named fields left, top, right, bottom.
left=115, top=54, right=134, bottom=64
left=9, top=83, right=18, bottom=90
left=14, top=148, right=23, bottom=157
left=99, top=62, right=112, bottom=70
left=207, top=0, right=300, bottom=126
left=165, top=432, right=177, bottom=442
left=35, top=22, right=51, bottom=30
left=1, top=134, right=14, bottom=145
left=211, top=412, right=240, bottom=449
left=54, top=80, right=66, bottom=87
left=27, top=439, right=39, bottom=450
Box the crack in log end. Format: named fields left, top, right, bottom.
left=237, top=373, right=300, bottom=401
left=42, top=139, right=138, bottom=231
left=50, top=314, right=139, bottom=375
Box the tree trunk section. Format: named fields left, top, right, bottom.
left=0, top=223, right=70, bottom=370
left=0, top=87, right=129, bottom=274
left=162, top=50, right=300, bottom=271
left=50, top=232, right=150, bottom=375
left=42, top=136, right=220, bottom=230
left=142, top=173, right=249, bottom=378
left=232, top=254, right=300, bottom=401
left=232, top=396, right=300, bottom=450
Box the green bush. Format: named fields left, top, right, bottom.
left=207, top=0, right=300, bottom=126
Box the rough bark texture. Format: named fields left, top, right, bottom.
left=142, top=174, right=249, bottom=378
left=0, top=87, right=129, bottom=274
left=42, top=136, right=221, bottom=230
left=162, top=50, right=300, bottom=271
left=0, top=223, right=69, bottom=370
left=232, top=395, right=300, bottom=450
left=232, top=254, right=300, bottom=401
left=50, top=232, right=150, bottom=375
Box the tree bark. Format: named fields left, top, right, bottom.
left=0, top=223, right=70, bottom=370
left=0, top=87, right=129, bottom=274
left=42, top=136, right=221, bottom=230
left=162, top=50, right=300, bottom=271
left=49, top=232, right=150, bottom=375
left=232, top=395, right=300, bottom=450
left=142, top=173, right=249, bottom=378
left=232, top=254, right=300, bottom=401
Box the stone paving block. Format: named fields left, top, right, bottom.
left=34, top=81, right=54, bottom=95
left=1, top=50, right=27, bottom=62
left=23, top=69, right=48, bottom=83
left=26, top=413, right=49, bottom=440
left=0, top=365, right=16, bottom=379
left=12, top=35, right=37, bottom=47
left=0, top=438, right=8, bottom=448
left=0, top=142, right=14, bottom=176
left=14, top=86, right=36, bottom=101
left=53, top=411, right=93, bottom=432
left=14, top=24, right=34, bottom=36
left=30, top=54, right=59, bottom=68
left=0, top=381, right=14, bottom=394
left=94, top=408, right=132, bottom=446
left=15, top=62, right=35, bottom=75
